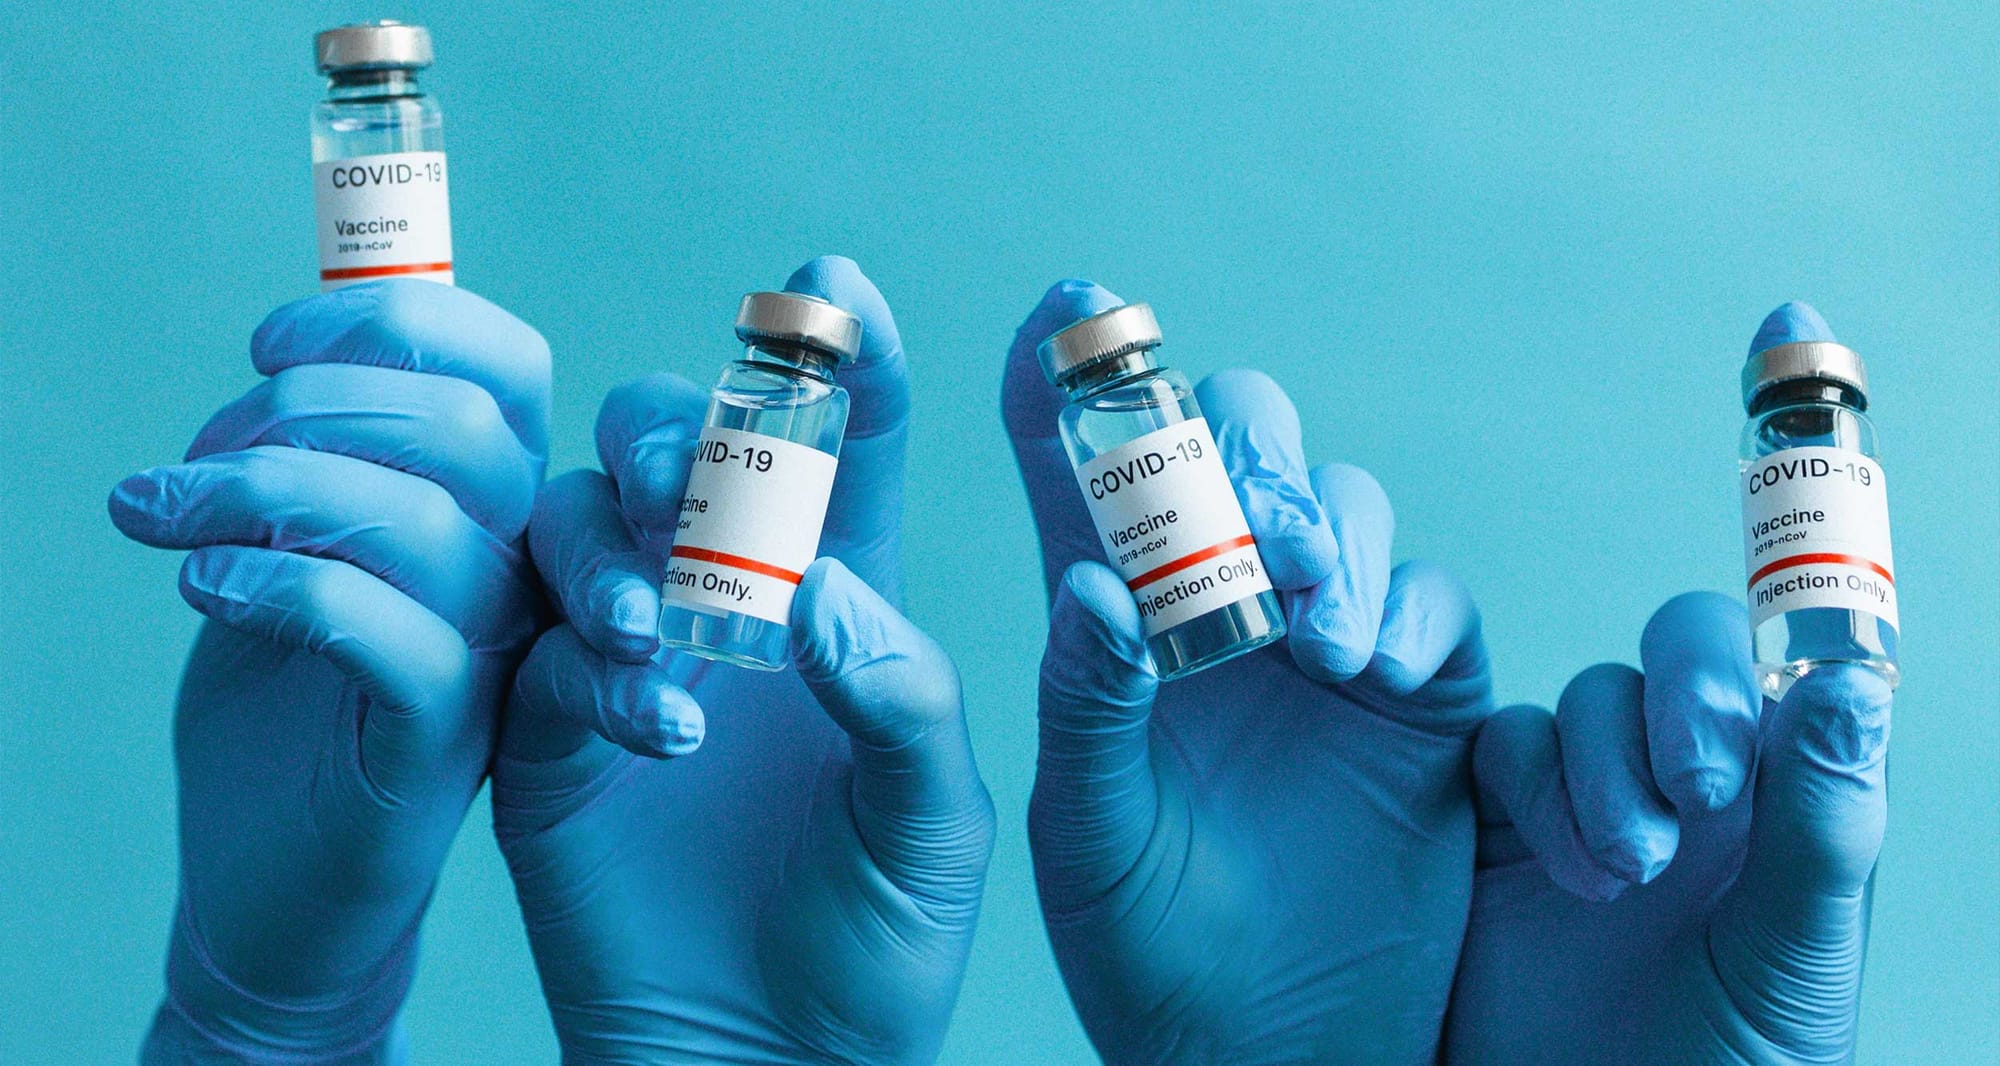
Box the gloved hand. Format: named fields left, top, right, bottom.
left=1444, top=305, right=1892, bottom=1064
left=109, top=281, right=549, bottom=1062
left=491, top=256, right=996, bottom=1064
left=1007, top=281, right=1494, bottom=1063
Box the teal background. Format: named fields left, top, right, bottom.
left=3, top=3, right=1995, bottom=1062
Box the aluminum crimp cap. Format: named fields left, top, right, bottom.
left=316, top=21, right=434, bottom=73
left=1038, top=302, right=1163, bottom=383
left=1741, top=340, right=1869, bottom=411
left=735, top=292, right=863, bottom=365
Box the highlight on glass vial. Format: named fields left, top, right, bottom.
left=657, top=292, right=860, bottom=671
left=1039, top=302, right=1286, bottom=680
left=311, top=21, right=453, bottom=290
left=1738, top=315, right=1898, bottom=699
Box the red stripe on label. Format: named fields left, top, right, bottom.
left=320, top=261, right=454, bottom=281
left=670, top=545, right=805, bottom=586
left=1748, top=552, right=1895, bottom=588
left=1127, top=533, right=1258, bottom=591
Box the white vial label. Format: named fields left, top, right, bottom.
left=662, top=426, right=838, bottom=626
left=314, top=151, right=454, bottom=291
left=1077, top=418, right=1274, bottom=636
left=1742, top=445, right=1897, bottom=631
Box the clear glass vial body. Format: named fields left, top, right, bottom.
left=1740, top=381, right=1899, bottom=698
left=1057, top=353, right=1286, bottom=680
left=658, top=345, right=849, bottom=670
left=311, top=69, right=442, bottom=164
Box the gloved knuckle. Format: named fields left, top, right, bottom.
left=435, top=378, right=510, bottom=447
left=401, top=479, right=469, bottom=545
left=367, top=279, right=435, bottom=344
left=515, top=323, right=554, bottom=377
left=1393, top=557, right=1456, bottom=593
left=263, top=365, right=314, bottom=412
left=1561, top=662, right=1642, bottom=712
left=1295, top=616, right=1371, bottom=680
left=871, top=649, right=964, bottom=736
left=1317, top=460, right=1389, bottom=501
left=1481, top=703, right=1554, bottom=751
left=907, top=676, right=964, bottom=732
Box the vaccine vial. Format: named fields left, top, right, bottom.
left=658, top=292, right=859, bottom=670
left=1740, top=336, right=1898, bottom=699
left=1040, top=303, right=1286, bottom=680
left=311, top=22, right=453, bottom=290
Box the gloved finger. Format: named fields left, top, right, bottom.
left=109, top=446, right=531, bottom=648
left=1710, top=664, right=1891, bottom=1051
left=1194, top=369, right=1340, bottom=592
left=1472, top=703, right=1632, bottom=902
left=591, top=372, right=711, bottom=554
left=528, top=470, right=661, bottom=664
left=502, top=623, right=707, bottom=762
left=1638, top=591, right=1761, bottom=815
left=1554, top=664, right=1680, bottom=886
left=784, top=256, right=909, bottom=600
left=185, top=363, right=539, bottom=537
left=1002, top=280, right=1129, bottom=601
left=177, top=545, right=474, bottom=803
left=251, top=280, right=551, bottom=459
left=1026, top=560, right=1161, bottom=905
left=792, top=558, right=995, bottom=898
left=1285, top=462, right=1395, bottom=682
left=1345, top=561, right=1491, bottom=731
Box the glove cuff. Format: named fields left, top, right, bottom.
left=144, top=900, right=415, bottom=1064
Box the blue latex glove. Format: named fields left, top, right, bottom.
left=491, top=256, right=996, bottom=1063
left=1007, top=281, right=1495, bottom=1063
left=109, top=281, right=549, bottom=1063
left=1443, top=308, right=1892, bottom=1063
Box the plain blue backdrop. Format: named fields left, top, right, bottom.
left=3, top=3, right=1994, bottom=1062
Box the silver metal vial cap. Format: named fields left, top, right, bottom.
left=316, top=21, right=435, bottom=73
left=1038, top=303, right=1164, bottom=383
left=735, top=292, right=863, bottom=365
left=1741, top=340, right=1870, bottom=411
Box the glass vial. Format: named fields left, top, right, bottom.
left=1739, top=338, right=1899, bottom=699
left=658, top=292, right=859, bottom=670
left=311, top=21, right=453, bottom=290
left=1040, top=303, right=1286, bottom=680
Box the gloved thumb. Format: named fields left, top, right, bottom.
left=1026, top=560, right=1161, bottom=907
left=1709, top=664, right=1891, bottom=1054
left=792, top=559, right=995, bottom=907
